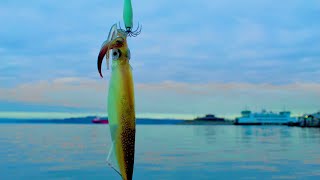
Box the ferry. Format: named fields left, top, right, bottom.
left=235, top=109, right=297, bottom=125
left=92, top=117, right=109, bottom=124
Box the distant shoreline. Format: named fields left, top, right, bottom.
left=0, top=116, right=235, bottom=125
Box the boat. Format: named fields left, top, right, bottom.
left=92, top=117, right=109, bottom=124
left=194, top=114, right=225, bottom=121
left=235, top=109, right=297, bottom=125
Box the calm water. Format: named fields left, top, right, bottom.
left=1, top=124, right=320, bottom=180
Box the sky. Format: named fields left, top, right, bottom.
left=0, top=0, right=320, bottom=119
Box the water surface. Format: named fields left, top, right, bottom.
left=1, top=124, right=320, bottom=179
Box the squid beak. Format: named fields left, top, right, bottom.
left=97, top=38, right=124, bottom=78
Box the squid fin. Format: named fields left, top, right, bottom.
left=106, top=161, right=122, bottom=178
left=106, top=140, right=122, bottom=178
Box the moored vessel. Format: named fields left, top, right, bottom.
left=235, top=109, right=297, bottom=125
left=92, top=117, right=109, bottom=124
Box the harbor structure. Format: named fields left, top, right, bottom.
left=194, top=114, right=225, bottom=121
left=298, top=112, right=320, bottom=127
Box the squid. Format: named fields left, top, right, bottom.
left=97, top=24, right=136, bottom=180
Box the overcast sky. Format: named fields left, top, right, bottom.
left=1, top=0, right=320, bottom=119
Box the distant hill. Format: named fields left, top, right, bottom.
left=0, top=116, right=235, bottom=125
left=0, top=116, right=186, bottom=125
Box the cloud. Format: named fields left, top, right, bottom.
left=1, top=78, right=320, bottom=118
left=1, top=0, right=320, bottom=87
left=0, top=77, right=107, bottom=109
left=1, top=0, right=320, bottom=117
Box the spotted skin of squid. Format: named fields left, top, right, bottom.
left=98, top=33, right=136, bottom=180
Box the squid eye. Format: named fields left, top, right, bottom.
left=112, top=49, right=121, bottom=60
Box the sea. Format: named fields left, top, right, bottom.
left=1, top=123, right=320, bottom=180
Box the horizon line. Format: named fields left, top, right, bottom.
left=0, top=111, right=313, bottom=120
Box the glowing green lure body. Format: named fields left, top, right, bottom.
left=121, top=0, right=141, bottom=37
left=123, top=0, right=133, bottom=29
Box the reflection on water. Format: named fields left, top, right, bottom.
left=0, top=124, right=320, bottom=179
